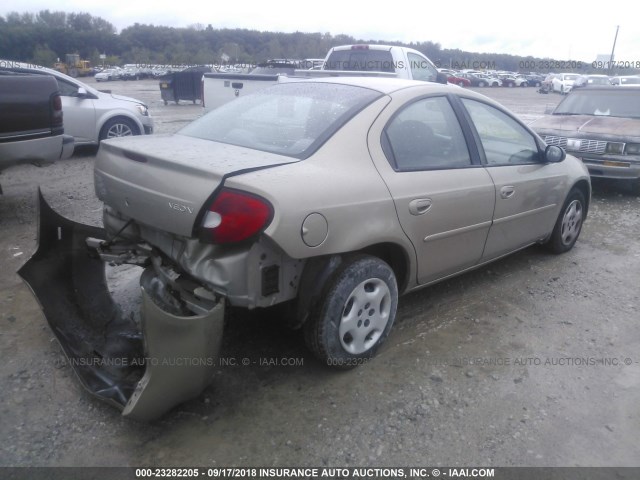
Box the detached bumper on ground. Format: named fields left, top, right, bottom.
left=18, top=191, right=225, bottom=421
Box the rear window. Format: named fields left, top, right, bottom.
left=250, top=63, right=298, bottom=75
left=324, top=49, right=395, bottom=73
left=554, top=90, right=640, bottom=119
left=179, top=82, right=383, bottom=158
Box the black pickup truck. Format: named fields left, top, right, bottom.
left=0, top=72, right=74, bottom=193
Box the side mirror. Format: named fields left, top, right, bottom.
left=76, top=87, right=88, bottom=98
left=436, top=72, right=448, bottom=84
left=544, top=145, right=566, bottom=163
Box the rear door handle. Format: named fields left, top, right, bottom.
left=409, top=198, right=432, bottom=215
left=500, top=186, right=515, bottom=199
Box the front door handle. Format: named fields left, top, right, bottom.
left=409, top=198, right=432, bottom=216
left=500, top=186, right=515, bottom=199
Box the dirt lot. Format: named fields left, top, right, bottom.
left=1, top=79, right=639, bottom=468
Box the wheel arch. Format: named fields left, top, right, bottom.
left=359, top=242, right=411, bottom=293
left=97, top=113, right=143, bottom=140
left=572, top=179, right=591, bottom=217
left=292, top=242, right=411, bottom=329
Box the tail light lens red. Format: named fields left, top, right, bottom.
left=51, top=93, right=63, bottom=128
left=201, top=188, right=273, bottom=244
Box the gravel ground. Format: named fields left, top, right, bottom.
left=1, top=79, right=639, bottom=468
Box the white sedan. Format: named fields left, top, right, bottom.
left=95, top=68, right=122, bottom=82
left=552, top=73, right=579, bottom=94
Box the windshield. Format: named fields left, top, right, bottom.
left=554, top=89, right=640, bottom=119
left=179, top=82, right=383, bottom=158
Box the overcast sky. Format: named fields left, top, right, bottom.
left=2, top=0, right=637, bottom=64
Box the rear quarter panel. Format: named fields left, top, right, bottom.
left=222, top=95, right=417, bottom=273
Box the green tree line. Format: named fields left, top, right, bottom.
left=0, top=10, right=609, bottom=73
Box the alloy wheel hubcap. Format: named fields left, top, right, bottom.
left=561, top=200, right=582, bottom=245
left=339, top=278, right=391, bottom=354
left=107, top=124, right=133, bottom=138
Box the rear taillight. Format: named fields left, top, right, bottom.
left=201, top=77, right=205, bottom=108
left=201, top=188, right=273, bottom=244
left=51, top=93, right=63, bottom=128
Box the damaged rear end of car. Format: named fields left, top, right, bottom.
left=19, top=134, right=300, bottom=420
left=19, top=80, right=390, bottom=420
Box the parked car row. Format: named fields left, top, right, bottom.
left=438, top=69, right=546, bottom=88
left=94, top=64, right=180, bottom=81
left=539, top=73, right=640, bottom=94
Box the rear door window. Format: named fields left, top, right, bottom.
left=384, top=96, right=472, bottom=170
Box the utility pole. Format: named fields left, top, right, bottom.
left=609, top=26, right=619, bottom=75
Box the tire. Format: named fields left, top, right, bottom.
left=304, top=255, right=398, bottom=369
left=99, top=117, right=139, bottom=141
left=546, top=188, right=586, bottom=254
left=458, top=81, right=466, bottom=87
left=478, top=81, right=486, bottom=87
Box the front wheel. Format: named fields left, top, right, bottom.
left=304, top=255, right=398, bottom=369
left=546, top=188, right=586, bottom=253
left=99, top=117, right=139, bottom=141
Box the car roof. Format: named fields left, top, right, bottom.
left=282, top=76, right=510, bottom=113
left=289, top=76, right=456, bottom=95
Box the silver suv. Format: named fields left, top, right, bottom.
left=0, top=60, right=153, bottom=149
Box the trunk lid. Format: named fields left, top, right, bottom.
left=95, top=134, right=297, bottom=237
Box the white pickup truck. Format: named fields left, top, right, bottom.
left=201, top=45, right=446, bottom=112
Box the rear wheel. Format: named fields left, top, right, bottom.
left=304, top=255, right=398, bottom=369
left=546, top=188, right=586, bottom=253
left=478, top=81, right=487, bottom=87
